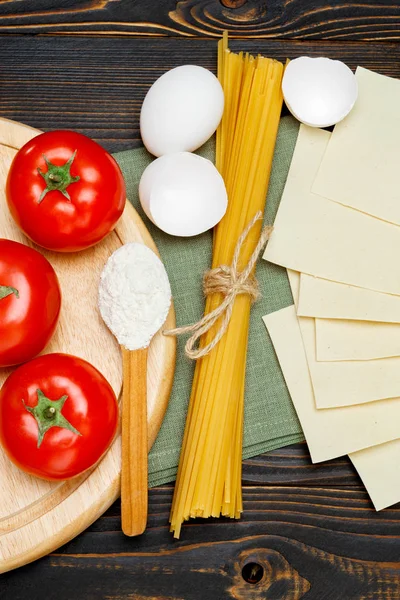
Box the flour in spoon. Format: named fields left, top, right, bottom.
left=98, top=243, right=171, bottom=350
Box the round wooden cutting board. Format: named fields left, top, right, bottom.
left=0, top=118, right=176, bottom=573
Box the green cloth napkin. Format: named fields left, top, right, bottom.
left=113, top=115, right=303, bottom=488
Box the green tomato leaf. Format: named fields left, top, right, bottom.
left=23, top=389, right=82, bottom=448
left=0, top=285, right=19, bottom=300
left=37, top=151, right=80, bottom=204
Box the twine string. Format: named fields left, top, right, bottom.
left=163, top=211, right=272, bottom=360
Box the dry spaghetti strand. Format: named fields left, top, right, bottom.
left=170, top=33, right=284, bottom=538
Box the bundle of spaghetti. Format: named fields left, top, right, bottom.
left=170, top=33, right=284, bottom=538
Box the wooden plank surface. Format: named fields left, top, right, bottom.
left=1, top=0, right=400, bottom=41
left=2, top=447, right=400, bottom=600
left=1, top=26, right=400, bottom=600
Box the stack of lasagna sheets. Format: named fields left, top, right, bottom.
left=263, top=67, right=400, bottom=511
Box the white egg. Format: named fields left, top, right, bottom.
left=282, top=56, right=358, bottom=128
left=139, top=152, right=227, bottom=237
left=140, top=65, right=224, bottom=157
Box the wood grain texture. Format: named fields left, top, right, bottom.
left=2, top=481, right=400, bottom=600
left=1, top=442, right=399, bottom=598
left=0, top=118, right=176, bottom=574
left=241, top=443, right=359, bottom=487
left=1, top=0, right=400, bottom=41
left=121, top=347, right=148, bottom=537
left=1, top=36, right=400, bottom=152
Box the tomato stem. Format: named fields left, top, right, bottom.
left=37, top=150, right=80, bottom=204
left=48, top=173, right=62, bottom=183
left=0, top=285, right=19, bottom=301
left=23, top=389, right=82, bottom=448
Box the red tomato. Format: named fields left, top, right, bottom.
left=6, top=130, right=126, bottom=252
left=0, top=239, right=61, bottom=367
left=0, top=353, right=119, bottom=480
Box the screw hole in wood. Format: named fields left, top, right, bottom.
left=220, top=0, right=247, bottom=9
left=242, top=562, right=264, bottom=584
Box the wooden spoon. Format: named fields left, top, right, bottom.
left=99, top=243, right=171, bottom=537
left=121, top=346, right=148, bottom=536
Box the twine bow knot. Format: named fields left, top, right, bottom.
left=203, top=263, right=260, bottom=302
left=164, top=212, right=272, bottom=360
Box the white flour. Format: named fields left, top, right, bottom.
left=98, top=243, right=171, bottom=351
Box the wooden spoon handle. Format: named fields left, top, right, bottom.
left=121, top=346, right=148, bottom=536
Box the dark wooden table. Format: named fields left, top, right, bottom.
left=2, top=3, right=400, bottom=599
